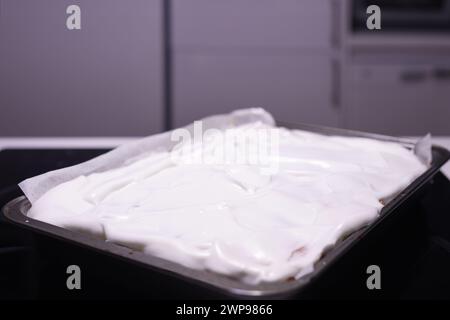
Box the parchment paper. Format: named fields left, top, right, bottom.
left=19, top=108, right=431, bottom=204
left=19, top=108, right=275, bottom=203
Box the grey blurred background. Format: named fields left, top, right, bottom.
left=1, top=0, right=449, bottom=136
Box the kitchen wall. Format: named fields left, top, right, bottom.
left=1, top=0, right=449, bottom=136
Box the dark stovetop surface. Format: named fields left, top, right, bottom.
left=1, top=149, right=450, bottom=299
left=0, top=149, right=108, bottom=299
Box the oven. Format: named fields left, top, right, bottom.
left=352, top=0, right=450, bottom=32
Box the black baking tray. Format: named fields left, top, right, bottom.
left=2, top=124, right=450, bottom=299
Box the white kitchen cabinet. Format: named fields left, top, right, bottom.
left=172, top=0, right=337, bottom=49
left=346, top=63, right=450, bottom=135
left=0, top=0, right=163, bottom=136
left=173, top=53, right=340, bottom=127
left=171, top=0, right=342, bottom=128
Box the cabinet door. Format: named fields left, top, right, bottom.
left=347, top=64, right=450, bottom=135
left=0, top=0, right=163, bottom=136
left=173, top=0, right=335, bottom=49
left=173, top=53, right=340, bottom=127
